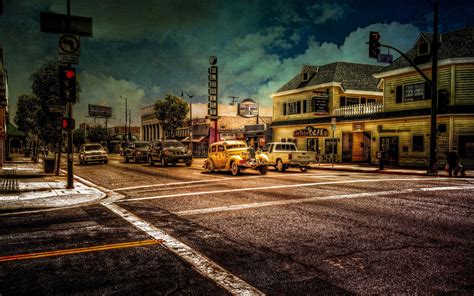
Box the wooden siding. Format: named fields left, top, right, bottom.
left=383, top=66, right=451, bottom=112
left=455, top=65, right=474, bottom=105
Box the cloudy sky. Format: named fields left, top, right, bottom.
left=1, top=0, right=472, bottom=127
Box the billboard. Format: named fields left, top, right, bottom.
left=238, top=98, right=258, bottom=118
left=88, top=104, right=112, bottom=118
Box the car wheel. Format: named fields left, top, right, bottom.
left=186, top=161, right=192, bottom=167
left=149, top=156, right=154, bottom=166
left=204, top=160, right=215, bottom=172
left=259, top=165, right=268, bottom=175
left=276, top=159, right=286, bottom=172
left=231, top=161, right=240, bottom=176
left=161, top=157, right=167, bottom=167
left=124, top=155, right=129, bottom=163
left=300, top=166, right=307, bottom=172
left=104, top=160, right=108, bottom=164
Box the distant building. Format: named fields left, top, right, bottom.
left=0, top=48, right=8, bottom=166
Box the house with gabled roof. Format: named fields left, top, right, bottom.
left=271, top=27, right=474, bottom=168
left=271, top=61, right=384, bottom=163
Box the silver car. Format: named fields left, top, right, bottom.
left=79, top=143, right=108, bottom=165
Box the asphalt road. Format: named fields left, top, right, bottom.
left=1, top=155, right=473, bottom=295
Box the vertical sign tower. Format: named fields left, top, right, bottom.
left=208, top=56, right=218, bottom=142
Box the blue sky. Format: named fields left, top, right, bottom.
left=1, top=0, right=473, bottom=126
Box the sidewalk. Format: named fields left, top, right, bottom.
left=0, top=154, right=105, bottom=213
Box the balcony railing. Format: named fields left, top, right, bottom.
left=333, top=103, right=384, bottom=117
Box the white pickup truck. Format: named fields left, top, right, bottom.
left=260, top=142, right=317, bottom=172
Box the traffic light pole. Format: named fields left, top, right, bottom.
left=67, top=101, right=74, bottom=189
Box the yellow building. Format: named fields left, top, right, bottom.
left=272, top=27, right=474, bottom=168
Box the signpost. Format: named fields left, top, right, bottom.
left=331, top=117, right=336, bottom=167
left=208, top=56, right=218, bottom=142
left=40, top=0, right=93, bottom=189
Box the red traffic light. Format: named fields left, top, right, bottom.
left=65, top=69, right=75, bottom=79
left=61, top=117, right=75, bottom=129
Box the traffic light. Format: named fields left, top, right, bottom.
left=438, top=89, right=449, bottom=113
left=369, top=31, right=381, bottom=58
left=61, top=117, right=75, bottom=130
left=59, top=66, right=76, bottom=102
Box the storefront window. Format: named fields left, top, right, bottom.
left=412, top=135, right=424, bottom=151
left=403, top=83, right=425, bottom=102
left=307, top=138, right=319, bottom=152
left=325, top=139, right=337, bottom=154
left=458, top=135, right=474, bottom=158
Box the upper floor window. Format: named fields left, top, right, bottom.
left=403, top=83, right=425, bottom=102
left=283, top=101, right=302, bottom=115
left=418, top=40, right=430, bottom=56
left=302, top=72, right=309, bottom=81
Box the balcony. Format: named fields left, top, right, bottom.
left=333, top=103, right=384, bottom=118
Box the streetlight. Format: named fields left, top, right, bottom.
left=181, top=91, right=194, bottom=156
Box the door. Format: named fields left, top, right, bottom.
left=307, top=138, right=319, bottom=153
left=380, top=137, right=399, bottom=165
left=342, top=133, right=352, bottom=162
left=352, top=132, right=364, bottom=162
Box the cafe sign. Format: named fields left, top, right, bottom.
left=294, top=126, right=328, bottom=137
left=238, top=98, right=258, bottom=118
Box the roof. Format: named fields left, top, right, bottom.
left=276, top=62, right=384, bottom=93
left=378, top=27, right=474, bottom=73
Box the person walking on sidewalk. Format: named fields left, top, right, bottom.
left=446, top=147, right=459, bottom=177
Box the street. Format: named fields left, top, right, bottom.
left=1, top=155, right=473, bottom=295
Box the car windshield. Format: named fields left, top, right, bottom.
left=261, top=144, right=271, bottom=152
left=163, top=141, right=184, bottom=148
left=85, top=145, right=102, bottom=151
left=226, top=144, right=246, bottom=150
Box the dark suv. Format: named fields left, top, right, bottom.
left=124, top=141, right=150, bottom=163
left=148, top=140, right=192, bottom=167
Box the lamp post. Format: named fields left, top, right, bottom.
left=181, top=91, right=194, bottom=156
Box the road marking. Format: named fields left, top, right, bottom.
left=176, top=185, right=474, bottom=216
left=102, top=202, right=264, bottom=296
left=0, top=240, right=162, bottom=263
left=112, top=172, right=346, bottom=192
left=118, top=177, right=452, bottom=203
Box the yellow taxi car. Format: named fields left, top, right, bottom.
left=203, top=140, right=269, bottom=176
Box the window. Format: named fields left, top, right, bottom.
left=403, top=83, right=425, bottom=102
left=325, top=139, right=338, bottom=154
left=458, top=135, right=474, bottom=158
left=346, top=98, right=359, bottom=106
left=367, top=98, right=376, bottom=104
left=285, top=101, right=301, bottom=115
left=217, top=145, right=225, bottom=152
left=302, top=72, right=309, bottom=81
left=211, top=146, right=217, bottom=152
left=418, top=41, right=430, bottom=56
left=304, top=96, right=329, bottom=113
left=412, top=135, right=424, bottom=152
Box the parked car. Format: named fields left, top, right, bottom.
left=148, top=139, right=192, bottom=167
left=124, top=141, right=150, bottom=163
left=203, top=140, right=269, bottom=176
left=260, top=142, right=317, bottom=172
left=79, top=143, right=108, bottom=165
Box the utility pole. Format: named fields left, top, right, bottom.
left=182, top=91, right=194, bottom=155
left=121, top=96, right=128, bottom=144
left=65, top=0, right=73, bottom=189
left=229, top=96, right=239, bottom=105
left=128, top=109, right=132, bottom=141
left=429, top=0, right=439, bottom=173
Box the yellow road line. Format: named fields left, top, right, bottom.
left=0, top=239, right=164, bottom=263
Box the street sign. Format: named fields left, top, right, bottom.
left=49, top=105, right=67, bottom=113
left=331, top=117, right=336, bottom=131
left=59, top=54, right=79, bottom=65
left=59, top=34, right=80, bottom=55
left=208, top=64, right=218, bottom=118
left=40, top=12, right=93, bottom=37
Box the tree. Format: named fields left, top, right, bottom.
left=30, top=59, right=80, bottom=146
left=14, top=94, right=40, bottom=137
left=154, top=94, right=189, bottom=139
left=87, top=126, right=107, bottom=143
left=73, top=129, right=85, bottom=150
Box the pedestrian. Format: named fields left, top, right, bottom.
left=446, top=147, right=459, bottom=177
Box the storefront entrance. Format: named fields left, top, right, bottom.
left=380, top=136, right=399, bottom=165
left=342, top=132, right=371, bottom=163
left=306, top=138, right=320, bottom=153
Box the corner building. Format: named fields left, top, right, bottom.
left=272, top=27, right=474, bottom=168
